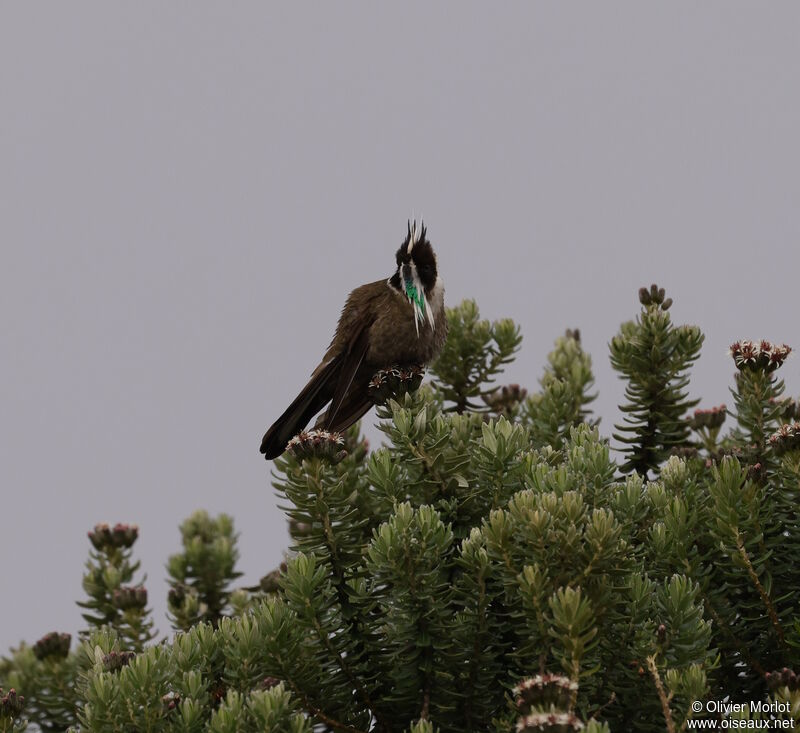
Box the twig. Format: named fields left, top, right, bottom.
left=646, top=655, right=676, bottom=733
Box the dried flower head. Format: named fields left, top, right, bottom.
left=368, top=364, right=425, bottom=405
left=286, top=429, right=347, bottom=463
left=729, top=340, right=792, bottom=373
left=517, top=711, right=585, bottom=733
left=514, top=673, right=578, bottom=712
left=768, top=423, right=800, bottom=455
left=33, top=631, right=71, bottom=661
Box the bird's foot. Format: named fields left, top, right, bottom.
left=368, top=364, right=425, bottom=405
left=285, top=429, right=347, bottom=463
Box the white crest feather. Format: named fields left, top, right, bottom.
left=407, top=218, right=423, bottom=254
left=424, top=293, right=435, bottom=332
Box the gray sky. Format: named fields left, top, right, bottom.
left=2, top=3, right=798, bottom=652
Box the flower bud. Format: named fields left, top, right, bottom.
left=765, top=667, right=799, bottom=692
left=0, top=688, right=25, bottom=718
left=689, top=405, right=727, bottom=431
left=113, top=585, right=148, bottom=611
left=483, top=384, right=528, bottom=415
left=259, top=564, right=286, bottom=594
left=168, top=583, right=186, bottom=607
left=102, top=650, right=136, bottom=672
left=33, top=631, right=71, bottom=661
left=368, top=364, right=425, bottom=405
left=88, top=522, right=139, bottom=551
left=638, top=284, right=672, bottom=310
left=746, top=462, right=764, bottom=482
left=669, top=446, right=699, bottom=460
left=162, top=692, right=181, bottom=713
left=289, top=518, right=312, bottom=538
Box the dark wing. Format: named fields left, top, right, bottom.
left=324, top=326, right=370, bottom=429
left=317, top=380, right=374, bottom=433
left=260, top=311, right=375, bottom=460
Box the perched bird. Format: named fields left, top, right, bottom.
left=260, top=220, right=447, bottom=459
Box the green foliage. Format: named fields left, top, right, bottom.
left=3, top=288, right=800, bottom=732
left=610, top=285, right=703, bottom=476
left=429, top=299, right=522, bottom=413
left=522, top=328, right=598, bottom=450
left=167, top=511, right=243, bottom=631
left=727, top=340, right=793, bottom=475
left=267, top=413, right=720, bottom=731
left=70, top=624, right=311, bottom=732
left=78, top=522, right=155, bottom=650
left=0, top=636, right=80, bottom=732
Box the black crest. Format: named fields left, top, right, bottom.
left=392, top=220, right=437, bottom=292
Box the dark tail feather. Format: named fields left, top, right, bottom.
left=317, top=385, right=373, bottom=434
left=260, top=359, right=339, bottom=459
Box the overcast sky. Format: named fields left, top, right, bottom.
left=2, top=3, right=798, bottom=653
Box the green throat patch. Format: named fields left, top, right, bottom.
left=404, top=281, right=425, bottom=315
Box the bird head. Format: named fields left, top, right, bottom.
left=389, top=220, right=439, bottom=333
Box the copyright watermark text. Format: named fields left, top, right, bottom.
left=687, top=699, right=795, bottom=729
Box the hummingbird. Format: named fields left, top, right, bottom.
left=260, top=220, right=447, bottom=459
